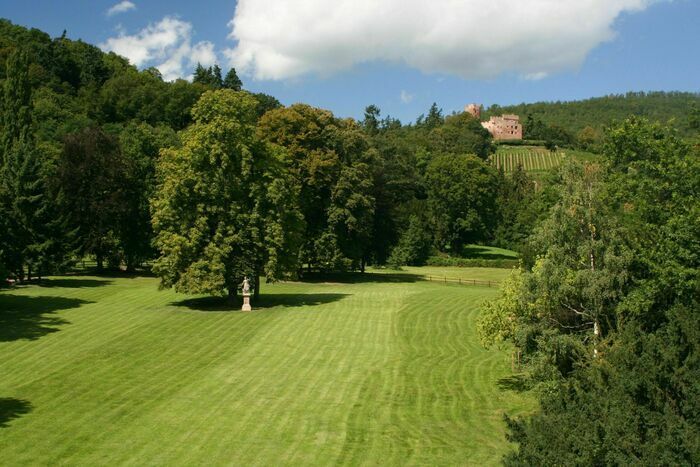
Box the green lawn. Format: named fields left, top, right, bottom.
left=0, top=271, right=533, bottom=465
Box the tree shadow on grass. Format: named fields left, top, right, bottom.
left=497, top=374, right=531, bottom=393
left=300, top=272, right=422, bottom=284
left=31, top=278, right=113, bottom=288
left=90, top=270, right=157, bottom=279
left=0, top=294, right=91, bottom=341
left=170, top=293, right=350, bottom=312
left=0, top=398, right=32, bottom=428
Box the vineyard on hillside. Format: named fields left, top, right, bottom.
left=491, top=146, right=599, bottom=172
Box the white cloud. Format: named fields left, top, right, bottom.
left=523, top=72, right=549, bottom=81
left=225, top=0, right=659, bottom=81
left=100, top=16, right=217, bottom=81
left=400, top=90, right=414, bottom=104
left=107, top=1, right=136, bottom=17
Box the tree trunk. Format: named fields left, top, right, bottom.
left=27, top=264, right=32, bottom=282
left=96, top=253, right=104, bottom=273
left=360, top=257, right=366, bottom=273
left=593, top=319, right=600, bottom=358
left=125, top=256, right=136, bottom=273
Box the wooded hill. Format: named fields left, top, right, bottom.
left=482, top=91, right=700, bottom=140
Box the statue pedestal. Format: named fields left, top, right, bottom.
left=241, top=293, right=252, bottom=311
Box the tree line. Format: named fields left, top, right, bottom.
left=0, top=19, right=550, bottom=296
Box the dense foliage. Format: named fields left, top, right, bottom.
left=479, top=118, right=700, bottom=463
left=151, top=90, right=302, bottom=300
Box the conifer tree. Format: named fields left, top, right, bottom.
left=223, top=67, right=243, bottom=91
left=1, top=49, right=72, bottom=279
left=1, top=50, right=34, bottom=278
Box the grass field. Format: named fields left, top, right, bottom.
left=492, top=145, right=600, bottom=172
left=0, top=270, right=533, bottom=465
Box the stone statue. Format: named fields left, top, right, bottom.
left=241, top=276, right=252, bottom=311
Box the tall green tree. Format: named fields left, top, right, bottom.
left=259, top=104, right=377, bottom=272
left=425, top=154, right=499, bottom=253
left=328, top=156, right=375, bottom=271
left=1, top=49, right=71, bottom=279
left=428, top=111, right=494, bottom=159
left=192, top=63, right=223, bottom=88
left=5, top=137, right=74, bottom=279
left=117, top=122, right=178, bottom=271
left=424, top=102, right=444, bottom=129
left=362, top=104, right=380, bottom=135
left=479, top=162, right=632, bottom=376
left=223, top=67, right=243, bottom=91
left=505, top=302, right=700, bottom=466
left=388, top=213, right=432, bottom=267
left=57, top=127, right=129, bottom=271
left=151, top=90, right=303, bottom=302
left=0, top=49, right=33, bottom=277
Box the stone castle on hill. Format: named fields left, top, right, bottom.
left=465, top=103, right=523, bottom=141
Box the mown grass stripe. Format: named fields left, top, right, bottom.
left=0, top=274, right=533, bottom=465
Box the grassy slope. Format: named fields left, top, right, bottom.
left=0, top=272, right=532, bottom=465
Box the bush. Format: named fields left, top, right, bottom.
left=387, top=215, right=433, bottom=268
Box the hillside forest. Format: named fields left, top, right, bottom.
left=1, top=19, right=699, bottom=463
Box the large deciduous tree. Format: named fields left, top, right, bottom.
left=426, top=154, right=499, bottom=254
left=258, top=103, right=375, bottom=272
left=151, top=90, right=303, bottom=302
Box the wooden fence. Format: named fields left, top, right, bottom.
left=424, top=275, right=498, bottom=287
left=370, top=269, right=500, bottom=288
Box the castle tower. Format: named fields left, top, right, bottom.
left=465, top=103, right=482, bottom=119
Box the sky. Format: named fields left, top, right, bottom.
left=1, top=0, right=698, bottom=123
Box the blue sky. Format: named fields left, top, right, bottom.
left=1, top=0, right=698, bottom=123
